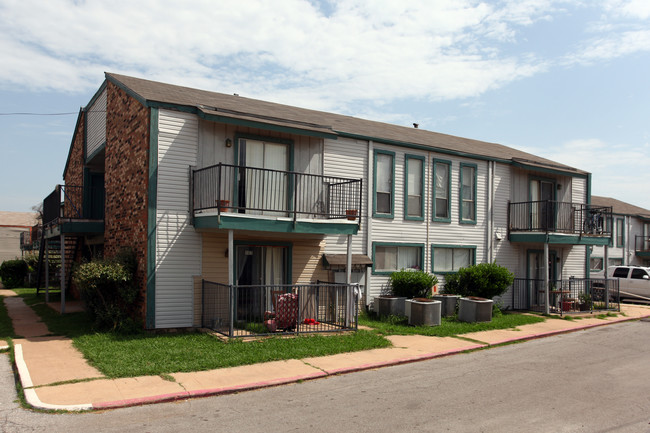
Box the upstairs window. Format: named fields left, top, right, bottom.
left=405, top=155, right=424, bottom=220
left=460, top=163, right=477, bottom=223
left=615, top=218, right=625, bottom=247
left=433, top=160, right=451, bottom=222
left=373, top=150, right=395, bottom=218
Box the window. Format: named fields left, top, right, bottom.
left=610, top=258, right=623, bottom=267
left=433, top=160, right=451, bottom=222
left=631, top=268, right=649, bottom=280
left=373, top=150, right=395, bottom=218
left=589, top=257, right=604, bottom=272
left=373, top=243, right=423, bottom=274
left=459, top=163, right=477, bottom=223
left=615, top=218, right=625, bottom=247
left=432, top=245, right=475, bottom=273
left=405, top=155, right=424, bottom=220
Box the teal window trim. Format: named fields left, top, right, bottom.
left=431, top=244, right=476, bottom=274
left=459, top=162, right=477, bottom=225
left=373, top=149, right=395, bottom=219
left=615, top=218, right=625, bottom=248
left=589, top=256, right=604, bottom=272
left=232, top=240, right=293, bottom=284
left=372, top=242, right=424, bottom=275
left=146, top=107, right=159, bottom=329
left=432, top=159, right=452, bottom=223
left=404, top=154, right=425, bottom=221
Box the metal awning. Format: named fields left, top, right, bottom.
left=323, top=254, right=372, bottom=269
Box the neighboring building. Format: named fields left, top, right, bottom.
left=589, top=196, right=650, bottom=271
left=38, top=73, right=611, bottom=329
left=0, top=211, right=38, bottom=263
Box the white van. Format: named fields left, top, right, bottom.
left=594, top=266, right=650, bottom=302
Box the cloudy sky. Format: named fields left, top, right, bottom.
left=1, top=0, right=649, bottom=212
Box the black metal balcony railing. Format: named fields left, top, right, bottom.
left=202, top=281, right=358, bottom=337
left=191, top=163, right=363, bottom=222
left=508, top=201, right=612, bottom=236
left=42, top=184, right=104, bottom=227
left=635, top=235, right=650, bottom=253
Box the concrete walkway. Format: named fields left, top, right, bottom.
left=2, top=288, right=649, bottom=411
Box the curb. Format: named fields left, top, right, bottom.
left=14, top=344, right=93, bottom=411
left=13, top=312, right=650, bottom=412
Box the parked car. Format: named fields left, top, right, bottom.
left=592, top=266, right=650, bottom=302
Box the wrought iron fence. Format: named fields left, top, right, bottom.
left=508, top=201, right=612, bottom=236
left=202, top=280, right=359, bottom=337
left=510, top=277, right=619, bottom=315
left=192, top=163, right=362, bottom=221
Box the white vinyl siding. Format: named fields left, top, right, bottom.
left=86, top=88, right=106, bottom=159
left=155, top=109, right=202, bottom=328
left=323, top=137, right=368, bottom=255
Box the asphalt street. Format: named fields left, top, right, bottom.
left=1, top=320, right=649, bottom=433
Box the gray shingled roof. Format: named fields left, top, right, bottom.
left=592, top=196, right=650, bottom=219
left=105, top=72, right=587, bottom=175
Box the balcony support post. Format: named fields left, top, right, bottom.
left=604, top=244, right=609, bottom=310
left=544, top=241, right=550, bottom=315
left=228, top=229, right=234, bottom=337
left=346, top=234, right=352, bottom=328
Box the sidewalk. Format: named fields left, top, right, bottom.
left=2, top=288, right=650, bottom=411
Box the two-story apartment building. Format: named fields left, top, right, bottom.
left=588, top=196, right=650, bottom=272
left=39, top=73, right=611, bottom=330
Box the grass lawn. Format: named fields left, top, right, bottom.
left=10, top=287, right=392, bottom=378
left=359, top=310, right=546, bottom=337
left=74, top=330, right=391, bottom=378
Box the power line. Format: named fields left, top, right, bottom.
left=0, top=112, right=78, bottom=116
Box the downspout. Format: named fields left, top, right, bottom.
left=486, top=161, right=494, bottom=262
left=365, top=140, right=373, bottom=307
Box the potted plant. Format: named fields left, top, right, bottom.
left=345, top=209, right=358, bottom=220
left=443, top=262, right=514, bottom=323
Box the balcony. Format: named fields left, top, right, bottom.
left=635, top=235, right=650, bottom=257
left=191, top=163, right=363, bottom=235
left=42, top=184, right=105, bottom=238
left=508, top=201, right=612, bottom=245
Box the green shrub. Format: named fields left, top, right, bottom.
left=389, top=269, right=438, bottom=299
left=74, top=248, right=141, bottom=333
left=443, top=262, right=514, bottom=299
left=0, top=259, right=28, bottom=289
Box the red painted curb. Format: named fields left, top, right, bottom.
left=92, top=372, right=328, bottom=409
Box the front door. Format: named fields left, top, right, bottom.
left=530, top=179, right=555, bottom=231
left=527, top=250, right=557, bottom=309
left=235, top=244, right=288, bottom=320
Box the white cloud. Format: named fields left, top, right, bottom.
left=530, top=138, right=650, bottom=209
left=0, top=0, right=556, bottom=109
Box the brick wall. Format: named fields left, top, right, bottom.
left=63, top=112, right=85, bottom=218
left=104, top=81, right=150, bottom=322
